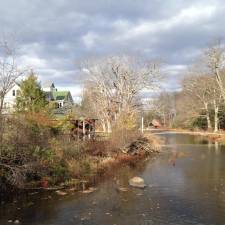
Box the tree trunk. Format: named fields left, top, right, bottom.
left=102, top=120, right=106, bottom=133
left=106, top=119, right=112, bottom=133
left=215, top=68, right=225, bottom=100
left=0, top=96, right=5, bottom=143
left=0, top=96, right=4, bottom=115
left=204, top=102, right=212, bottom=130
left=213, top=100, right=219, bottom=132
left=206, top=113, right=212, bottom=130
left=162, top=112, right=166, bottom=127
left=169, top=113, right=173, bottom=128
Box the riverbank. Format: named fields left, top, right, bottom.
left=0, top=133, right=161, bottom=200
left=147, top=128, right=224, bottom=142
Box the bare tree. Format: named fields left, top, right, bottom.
left=204, top=41, right=225, bottom=100
left=0, top=40, right=24, bottom=115
left=209, top=77, right=223, bottom=132
left=0, top=39, right=25, bottom=142
left=149, top=92, right=176, bottom=127
left=182, top=69, right=224, bottom=132
left=173, top=90, right=200, bottom=128
left=81, top=56, right=160, bottom=132
left=182, top=73, right=213, bottom=130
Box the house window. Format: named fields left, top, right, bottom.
left=58, top=102, right=62, bottom=108
left=12, top=90, right=16, bottom=96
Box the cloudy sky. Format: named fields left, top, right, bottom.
left=0, top=0, right=224, bottom=100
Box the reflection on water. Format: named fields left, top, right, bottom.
left=1, top=133, right=225, bottom=225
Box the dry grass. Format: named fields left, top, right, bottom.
left=1, top=114, right=161, bottom=192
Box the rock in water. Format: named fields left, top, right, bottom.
left=55, top=190, right=67, bottom=196
left=129, top=177, right=146, bottom=188
left=117, top=187, right=128, bottom=192
left=81, top=187, right=97, bottom=194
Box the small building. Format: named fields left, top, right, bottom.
left=70, top=118, right=97, bottom=139
left=150, top=119, right=161, bottom=128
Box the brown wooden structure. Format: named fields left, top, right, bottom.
left=70, top=118, right=97, bottom=140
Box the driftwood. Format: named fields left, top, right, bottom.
left=0, top=163, right=25, bottom=187
left=122, top=137, right=160, bottom=155
left=23, top=186, right=65, bottom=191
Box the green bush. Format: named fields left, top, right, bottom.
left=33, top=146, right=55, bottom=162
left=191, top=116, right=208, bottom=130
left=50, top=164, right=69, bottom=183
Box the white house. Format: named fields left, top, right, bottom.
left=2, top=82, right=21, bottom=113
left=2, top=81, right=74, bottom=114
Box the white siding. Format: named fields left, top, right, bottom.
left=3, top=84, right=20, bottom=113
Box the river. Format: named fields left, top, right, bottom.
left=1, top=133, right=225, bottom=225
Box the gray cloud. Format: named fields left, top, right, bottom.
left=0, top=0, right=224, bottom=98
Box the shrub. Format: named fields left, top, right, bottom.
left=191, top=116, right=208, bottom=130
left=109, top=127, right=141, bottom=152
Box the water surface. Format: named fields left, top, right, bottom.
left=1, top=133, right=225, bottom=225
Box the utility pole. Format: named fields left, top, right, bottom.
left=83, top=119, right=85, bottom=140
left=141, top=116, right=144, bottom=134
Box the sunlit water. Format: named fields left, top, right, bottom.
left=1, top=133, right=225, bottom=225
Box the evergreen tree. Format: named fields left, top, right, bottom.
left=16, top=72, right=47, bottom=112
